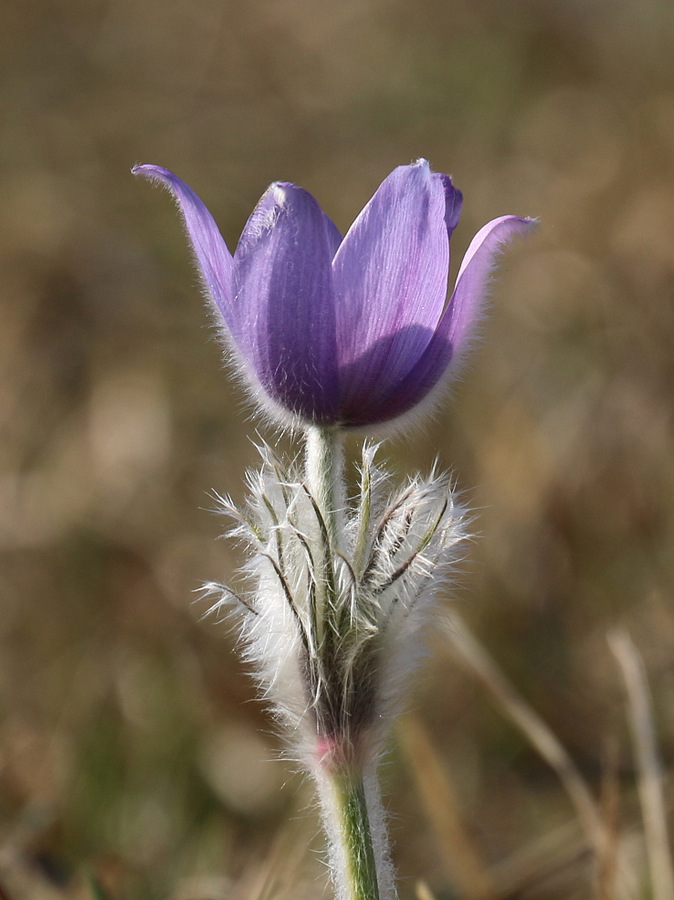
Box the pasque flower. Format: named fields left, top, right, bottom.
left=134, top=158, right=534, bottom=900
left=133, top=160, right=534, bottom=429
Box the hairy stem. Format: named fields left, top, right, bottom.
left=304, top=426, right=391, bottom=900
left=305, top=425, right=345, bottom=547
left=316, top=765, right=394, bottom=900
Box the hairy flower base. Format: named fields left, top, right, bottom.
left=206, top=440, right=467, bottom=774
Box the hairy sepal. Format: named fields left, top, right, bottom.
left=209, top=441, right=467, bottom=772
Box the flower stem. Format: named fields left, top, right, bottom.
left=304, top=425, right=389, bottom=900
left=304, top=425, right=345, bottom=545
left=320, top=767, right=382, bottom=900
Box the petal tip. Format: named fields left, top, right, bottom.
left=268, top=182, right=290, bottom=206
left=131, top=163, right=172, bottom=184
left=512, top=215, right=540, bottom=238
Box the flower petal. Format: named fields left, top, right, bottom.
left=447, top=214, right=537, bottom=350
left=434, top=172, right=463, bottom=238
left=132, top=165, right=234, bottom=320
left=233, top=182, right=340, bottom=423
left=333, top=161, right=460, bottom=415
left=343, top=215, right=536, bottom=426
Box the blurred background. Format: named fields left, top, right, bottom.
left=2, top=0, right=674, bottom=897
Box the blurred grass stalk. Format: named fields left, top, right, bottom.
left=609, top=628, right=674, bottom=900
left=440, top=614, right=639, bottom=899
left=399, top=715, right=497, bottom=900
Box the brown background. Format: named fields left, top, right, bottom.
left=1, top=0, right=674, bottom=898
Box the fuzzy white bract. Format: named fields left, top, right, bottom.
left=207, top=442, right=466, bottom=774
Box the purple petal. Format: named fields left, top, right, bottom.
left=233, top=182, right=340, bottom=423
left=333, top=161, right=458, bottom=412
left=447, top=214, right=537, bottom=350
left=132, top=165, right=234, bottom=320
left=322, top=213, right=343, bottom=259
left=342, top=215, right=536, bottom=426
left=434, top=172, right=463, bottom=237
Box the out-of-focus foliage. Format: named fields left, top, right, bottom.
left=1, top=0, right=673, bottom=898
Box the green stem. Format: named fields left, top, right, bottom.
left=304, top=425, right=345, bottom=545
left=304, top=426, right=387, bottom=900
left=324, top=768, right=381, bottom=900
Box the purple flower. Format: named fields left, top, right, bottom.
left=133, top=160, right=534, bottom=428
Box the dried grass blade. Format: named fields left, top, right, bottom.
left=608, top=628, right=674, bottom=900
